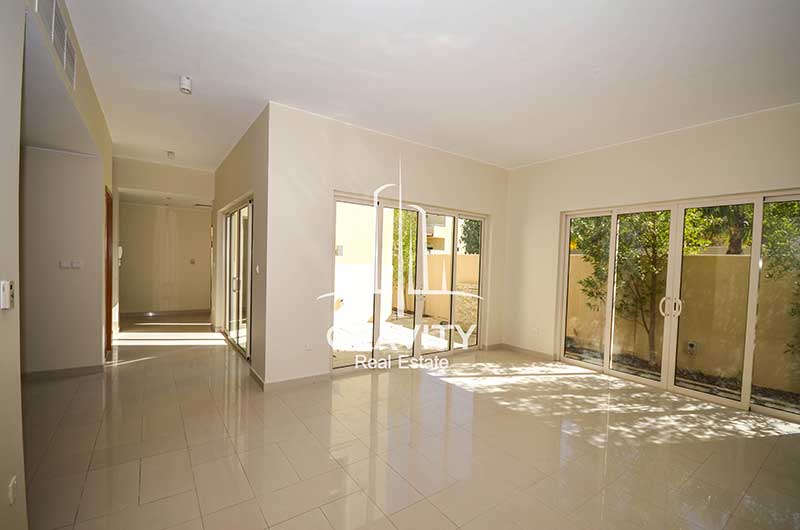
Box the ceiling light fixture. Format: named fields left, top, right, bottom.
left=179, top=75, right=192, bottom=95
left=166, top=150, right=175, bottom=160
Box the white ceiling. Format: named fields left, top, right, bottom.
left=66, top=0, right=800, bottom=170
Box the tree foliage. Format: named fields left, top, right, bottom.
left=460, top=219, right=482, bottom=255
left=761, top=201, right=800, bottom=358
left=570, top=205, right=754, bottom=365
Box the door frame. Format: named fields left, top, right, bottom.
left=104, top=186, right=113, bottom=361
left=557, top=188, right=800, bottom=422
left=222, top=199, right=253, bottom=360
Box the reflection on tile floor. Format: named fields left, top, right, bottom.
left=22, top=345, right=800, bottom=530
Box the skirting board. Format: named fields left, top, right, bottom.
left=23, top=364, right=104, bottom=381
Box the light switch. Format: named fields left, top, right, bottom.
left=70, top=259, right=83, bottom=269
left=59, top=259, right=70, bottom=269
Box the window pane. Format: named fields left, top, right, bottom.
left=332, top=202, right=376, bottom=368
left=752, top=200, right=800, bottom=414
left=237, top=205, right=250, bottom=352
left=453, top=218, right=481, bottom=348
left=375, top=208, right=418, bottom=360
left=420, top=214, right=454, bottom=354
left=674, top=204, right=753, bottom=400
left=564, top=216, right=610, bottom=366
left=610, top=210, right=671, bottom=381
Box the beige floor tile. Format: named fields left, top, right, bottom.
left=28, top=472, right=85, bottom=530
left=329, top=439, right=373, bottom=466
left=344, top=457, right=424, bottom=514
left=238, top=443, right=300, bottom=495
left=77, top=460, right=140, bottom=521
left=271, top=509, right=333, bottom=530
left=321, top=491, right=392, bottom=530
left=188, top=437, right=236, bottom=467
left=74, top=489, right=200, bottom=530
left=667, top=477, right=743, bottom=530
left=192, top=454, right=254, bottom=514
left=141, top=449, right=195, bottom=503
left=278, top=436, right=341, bottom=479
left=202, top=499, right=266, bottom=530
left=258, top=468, right=360, bottom=525
left=390, top=500, right=456, bottom=530
left=428, top=475, right=517, bottom=527
left=734, top=482, right=800, bottom=530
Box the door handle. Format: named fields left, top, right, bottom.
left=659, top=296, right=669, bottom=317
left=673, top=298, right=683, bottom=317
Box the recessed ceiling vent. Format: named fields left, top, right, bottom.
left=36, top=0, right=77, bottom=89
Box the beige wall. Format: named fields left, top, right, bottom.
left=506, top=104, right=800, bottom=356
left=114, top=157, right=214, bottom=202
left=265, top=103, right=508, bottom=383
left=21, top=147, right=105, bottom=373
left=213, top=106, right=269, bottom=381
left=0, top=2, right=28, bottom=528
left=119, top=203, right=212, bottom=314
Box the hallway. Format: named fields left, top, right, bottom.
left=21, top=346, right=800, bottom=530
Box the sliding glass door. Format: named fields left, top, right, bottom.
left=671, top=202, right=754, bottom=401
left=563, top=215, right=611, bottom=367
left=332, top=202, right=377, bottom=369
left=751, top=197, right=800, bottom=415
left=223, top=202, right=252, bottom=359
left=420, top=213, right=455, bottom=355
left=561, top=191, right=800, bottom=420
left=332, top=199, right=484, bottom=368
left=453, top=218, right=483, bottom=348
left=609, top=209, right=673, bottom=382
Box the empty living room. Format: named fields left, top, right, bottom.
left=1, top=1, right=799, bottom=530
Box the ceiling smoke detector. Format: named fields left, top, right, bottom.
left=179, top=75, right=192, bottom=95
left=166, top=150, right=175, bottom=160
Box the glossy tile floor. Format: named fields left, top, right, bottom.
left=22, top=343, right=800, bottom=530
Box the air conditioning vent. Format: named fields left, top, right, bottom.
left=36, top=0, right=55, bottom=39
left=37, top=1, right=76, bottom=90
left=53, top=5, right=67, bottom=66
left=65, top=37, right=76, bottom=86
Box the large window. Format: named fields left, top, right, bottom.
left=332, top=200, right=485, bottom=368
left=560, top=192, right=800, bottom=421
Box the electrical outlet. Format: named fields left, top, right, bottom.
left=304, top=343, right=312, bottom=351
left=8, top=475, right=17, bottom=505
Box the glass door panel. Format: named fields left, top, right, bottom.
left=332, top=202, right=377, bottom=368
left=673, top=203, right=754, bottom=400
left=420, top=214, right=454, bottom=354
left=609, top=210, right=671, bottom=381
left=227, top=210, right=239, bottom=341
left=563, top=215, right=611, bottom=366
left=237, top=205, right=250, bottom=353
left=751, top=199, right=800, bottom=414
left=453, top=218, right=482, bottom=348
left=375, top=207, right=418, bottom=360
